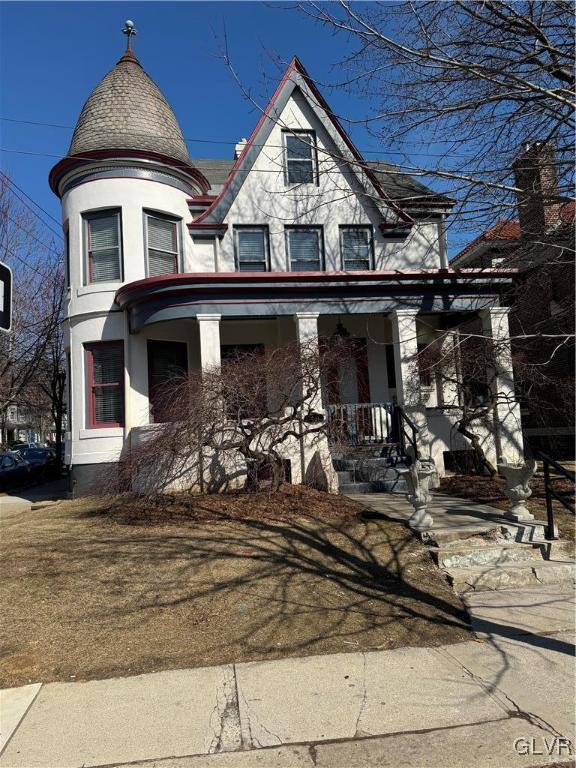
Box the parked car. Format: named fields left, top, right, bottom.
left=10, top=442, right=39, bottom=451
left=0, top=451, right=33, bottom=490
left=15, top=448, right=57, bottom=480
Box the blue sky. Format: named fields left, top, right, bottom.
left=0, top=1, right=464, bottom=255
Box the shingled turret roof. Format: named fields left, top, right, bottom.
left=68, top=48, right=189, bottom=163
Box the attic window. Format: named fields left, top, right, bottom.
left=284, top=131, right=317, bottom=185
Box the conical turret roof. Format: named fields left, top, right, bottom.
left=69, top=48, right=189, bottom=163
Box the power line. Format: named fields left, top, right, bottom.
left=1, top=173, right=63, bottom=241
left=4, top=213, right=62, bottom=258
left=0, top=115, right=481, bottom=159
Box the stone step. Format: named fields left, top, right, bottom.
left=336, top=470, right=355, bottom=483
left=340, top=479, right=409, bottom=495
left=432, top=543, right=543, bottom=570
left=446, top=560, right=576, bottom=594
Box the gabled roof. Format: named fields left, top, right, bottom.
left=190, top=57, right=446, bottom=231
left=452, top=200, right=575, bottom=266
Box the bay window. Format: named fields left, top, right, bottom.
left=85, top=342, right=124, bottom=428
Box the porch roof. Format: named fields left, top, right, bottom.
left=115, top=268, right=517, bottom=332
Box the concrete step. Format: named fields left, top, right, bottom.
left=339, top=482, right=376, bottom=494
left=446, top=560, right=576, bottom=594
left=433, top=543, right=543, bottom=570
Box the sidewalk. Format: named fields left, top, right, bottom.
left=1, top=585, right=574, bottom=768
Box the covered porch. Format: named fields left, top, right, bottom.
left=115, top=269, right=524, bottom=477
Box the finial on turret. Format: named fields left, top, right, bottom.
left=122, top=20, right=137, bottom=51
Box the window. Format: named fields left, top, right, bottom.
left=340, top=226, right=373, bottom=271
left=286, top=227, right=323, bottom=271
left=84, top=210, right=122, bottom=283
left=147, top=341, right=188, bottom=423
left=145, top=213, right=180, bottom=276
left=284, top=131, right=317, bottom=184
left=234, top=227, right=269, bottom=272
left=85, top=342, right=124, bottom=428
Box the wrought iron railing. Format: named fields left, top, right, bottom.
left=536, top=451, right=575, bottom=540
left=395, top=406, right=420, bottom=462
left=327, top=402, right=395, bottom=446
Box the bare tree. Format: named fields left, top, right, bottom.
left=0, top=176, right=64, bottom=446
left=296, top=0, right=574, bottom=235
left=116, top=342, right=342, bottom=497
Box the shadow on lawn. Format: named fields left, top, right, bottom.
left=70, top=498, right=472, bottom=656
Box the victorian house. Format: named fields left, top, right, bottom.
left=51, top=26, right=524, bottom=495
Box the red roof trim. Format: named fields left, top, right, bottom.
left=191, top=57, right=414, bottom=227
left=49, top=149, right=211, bottom=197
left=115, top=267, right=519, bottom=305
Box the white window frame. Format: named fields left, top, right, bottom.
left=83, top=209, right=123, bottom=285
left=234, top=226, right=270, bottom=272
left=339, top=226, right=374, bottom=271
left=283, top=130, right=318, bottom=186
left=144, top=211, right=182, bottom=277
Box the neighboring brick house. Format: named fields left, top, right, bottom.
left=453, top=142, right=575, bottom=457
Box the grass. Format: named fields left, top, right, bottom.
left=440, top=473, right=575, bottom=541
left=0, top=485, right=472, bottom=687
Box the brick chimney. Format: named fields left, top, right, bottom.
left=513, top=141, right=561, bottom=237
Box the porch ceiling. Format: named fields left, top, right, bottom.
left=115, top=269, right=516, bottom=332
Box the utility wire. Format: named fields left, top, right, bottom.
left=1, top=173, right=63, bottom=240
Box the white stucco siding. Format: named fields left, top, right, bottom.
left=68, top=312, right=125, bottom=466
left=62, top=177, right=193, bottom=320
left=216, top=90, right=441, bottom=273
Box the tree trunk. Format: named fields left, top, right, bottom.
left=456, top=419, right=497, bottom=477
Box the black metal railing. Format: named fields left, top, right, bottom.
left=394, top=406, right=420, bottom=462
left=536, top=451, right=575, bottom=540
left=327, top=402, right=395, bottom=446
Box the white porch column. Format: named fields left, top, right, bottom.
left=480, top=307, right=524, bottom=463
left=294, top=312, right=321, bottom=412
left=390, top=309, right=430, bottom=456
left=197, top=314, right=222, bottom=371
left=391, top=309, right=421, bottom=406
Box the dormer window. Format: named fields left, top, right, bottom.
left=84, top=210, right=122, bottom=284
left=145, top=212, right=181, bottom=277
left=284, top=130, right=317, bottom=185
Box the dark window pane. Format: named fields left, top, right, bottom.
left=287, top=161, right=314, bottom=184
left=286, top=135, right=313, bottom=160
left=148, top=341, right=188, bottom=423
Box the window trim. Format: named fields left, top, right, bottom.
left=85, top=341, right=125, bottom=429
left=283, top=130, right=319, bottom=186
left=144, top=210, right=182, bottom=277
left=339, top=225, right=374, bottom=271
left=285, top=225, right=325, bottom=272
left=63, top=220, right=70, bottom=288
left=82, top=209, right=123, bottom=285
left=233, top=225, right=271, bottom=273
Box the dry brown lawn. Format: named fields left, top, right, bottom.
left=0, top=486, right=472, bottom=687
left=440, top=474, right=575, bottom=541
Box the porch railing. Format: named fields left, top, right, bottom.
left=536, top=451, right=575, bottom=540
left=327, top=402, right=395, bottom=446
